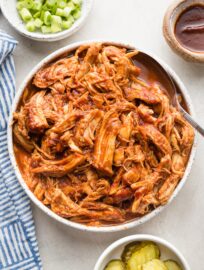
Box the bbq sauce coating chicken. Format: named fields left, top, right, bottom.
left=13, top=43, right=194, bottom=226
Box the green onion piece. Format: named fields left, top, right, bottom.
left=56, top=8, right=64, bottom=16
left=51, top=14, right=62, bottom=24
left=26, top=21, right=36, bottom=32
left=72, top=9, right=81, bottom=20
left=41, top=25, right=52, bottom=33
left=62, top=20, right=73, bottom=29
left=57, top=1, right=67, bottom=9
left=67, top=2, right=75, bottom=11
left=34, top=18, right=43, bottom=27
left=72, top=0, right=82, bottom=6
left=62, top=7, right=72, bottom=18
left=51, top=23, right=62, bottom=32
left=46, top=0, right=57, bottom=7
left=21, top=0, right=34, bottom=9
left=44, top=10, right=52, bottom=25
left=51, top=5, right=58, bottom=14
left=40, top=10, right=45, bottom=21
left=16, top=2, right=26, bottom=11
left=67, top=15, right=74, bottom=24
left=51, top=15, right=62, bottom=32
left=19, top=8, right=33, bottom=22
left=33, top=11, right=41, bottom=18
left=32, top=1, right=42, bottom=11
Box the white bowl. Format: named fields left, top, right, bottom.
left=94, top=234, right=191, bottom=270
left=7, top=40, right=197, bottom=232
left=0, top=0, right=93, bottom=42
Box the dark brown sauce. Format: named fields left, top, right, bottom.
left=133, top=54, right=188, bottom=111
left=14, top=144, right=29, bottom=174
left=175, top=5, right=204, bottom=52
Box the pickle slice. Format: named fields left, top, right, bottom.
left=121, top=242, right=147, bottom=265
left=164, top=260, right=182, bottom=270
left=104, top=259, right=125, bottom=270
left=127, top=242, right=160, bottom=270
left=142, top=259, right=168, bottom=270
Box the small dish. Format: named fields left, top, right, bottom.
left=163, top=0, right=204, bottom=63
left=0, top=0, right=93, bottom=42
left=94, top=234, right=190, bottom=270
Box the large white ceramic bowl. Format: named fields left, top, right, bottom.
left=7, top=41, right=197, bottom=232
left=94, top=234, right=191, bottom=270
left=0, top=0, right=93, bottom=42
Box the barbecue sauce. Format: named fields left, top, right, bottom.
left=175, top=5, right=204, bottom=52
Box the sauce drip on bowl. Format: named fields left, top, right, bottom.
left=175, top=5, right=204, bottom=52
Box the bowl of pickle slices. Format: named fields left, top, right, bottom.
left=94, top=235, right=190, bottom=270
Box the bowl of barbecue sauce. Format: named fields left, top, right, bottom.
left=163, top=0, right=204, bottom=63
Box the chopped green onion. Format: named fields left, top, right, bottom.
left=62, top=7, right=72, bottom=18
left=51, top=15, right=62, bottom=32
left=33, top=11, right=41, bottom=18
left=40, top=10, right=45, bottom=21
left=17, top=2, right=26, bottom=10
left=41, top=25, right=52, bottom=33
left=19, top=8, right=33, bottom=22
left=16, top=0, right=82, bottom=34
left=44, top=10, right=52, bottom=25
left=72, top=9, right=81, bottom=20
left=32, top=1, right=42, bottom=11
left=34, top=18, right=43, bottom=27
left=18, top=0, right=34, bottom=9
left=67, top=15, right=74, bottom=24
left=62, top=19, right=73, bottom=29
left=51, top=23, right=62, bottom=32
left=26, top=21, right=36, bottom=31
left=56, top=8, right=64, bottom=16
left=24, top=0, right=34, bottom=9
left=51, top=14, right=62, bottom=24
left=57, top=1, right=67, bottom=9
left=46, top=0, right=57, bottom=7
left=50, top=5, right=58, bottom=14
left=67, top=2, right=75, bottom=11
left=72, top=0, right=82, bottom=6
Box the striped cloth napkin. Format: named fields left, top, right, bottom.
left=0, top=31, right=42, bottom=269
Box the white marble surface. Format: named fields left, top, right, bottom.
left=1, top=1, right=204, bottom=269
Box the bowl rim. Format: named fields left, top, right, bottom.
left=7, top=40, right=197, bottom=233
left=0, top=0, right=94, bottom=42
left=163, top=0, right=204, bottom=63
left=94, top=234, right=191, bottom=270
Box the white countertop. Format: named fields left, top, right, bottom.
left=1, top=1, right=204, bottom=269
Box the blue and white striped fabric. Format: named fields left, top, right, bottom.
left=0, top=31, right=42, bottom=269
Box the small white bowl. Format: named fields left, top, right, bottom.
left=0, top=0, right=93, bottom=42
left=163, top=0, right=204, bottom=63
left=7, top=40, right=197, bottom=233
left=94, top=234, right=191, bottom=270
